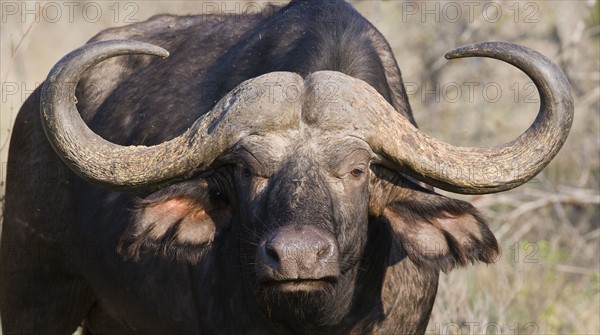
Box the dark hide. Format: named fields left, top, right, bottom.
left=1, top=1, right=498, bottom=334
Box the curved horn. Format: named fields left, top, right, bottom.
left=304, top=42, right=573, bottom=194
left=41, top=40, right=302, bottom=192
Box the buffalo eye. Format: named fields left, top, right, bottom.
left=241, top=167, right=254, bottom=178
left=350, top=168, right=365, bottom=178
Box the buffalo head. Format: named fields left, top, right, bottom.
left=39, top=40, right=573, bottom=329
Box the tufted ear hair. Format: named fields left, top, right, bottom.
left=118, top=179, right=233, bottom=263
left=370, top=168, right=499, bottom=273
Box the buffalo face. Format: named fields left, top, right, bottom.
left=233, top=135, right=373, bottom=326
left=117, top=130, right=501, bottom=329
left=40, top=40, right=572, bottom=331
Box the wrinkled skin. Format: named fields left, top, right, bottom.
left=1, top=1, right=499, bottom=334
left=236, top=134, right=372, bottom=330
left=115, top=128, right=497, bottom=335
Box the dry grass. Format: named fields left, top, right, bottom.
left=353, top=1, right=599, bottom=333
left=1, top=1, right=599, bottom=334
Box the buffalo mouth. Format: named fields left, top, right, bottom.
left=259, top=276, right=338, bottom=293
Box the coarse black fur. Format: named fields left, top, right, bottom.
left=1, top=1, right=498, bottom=334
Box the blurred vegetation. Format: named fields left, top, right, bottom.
left=589, top=0, right=600, bottom=29
left=350, top=1, right=600, bottom=334
left=1, top=1, right=599, bottom=334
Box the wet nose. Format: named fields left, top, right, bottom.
left=257, top=225, right=340, bottom=280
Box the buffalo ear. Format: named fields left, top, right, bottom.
left=381, top=190, right=499, bottom=273
left=118, top=179, right=233, bottom=263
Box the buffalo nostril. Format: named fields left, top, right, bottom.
left=256, top=226, right=340, bottom=281
left=265, top=243, right=280, bottom=264
left=316, top=245, right=329, bottom=259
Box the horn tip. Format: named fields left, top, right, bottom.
left=145, top=44, right=169, bottom=58
left=445, top=44, right=480, bottom=59
left=444, top=47, right=467, bottom=60
left=157, top=48, right=170, bottom=59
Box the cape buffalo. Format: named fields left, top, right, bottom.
left=1, top=0, right=573, bottom=334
